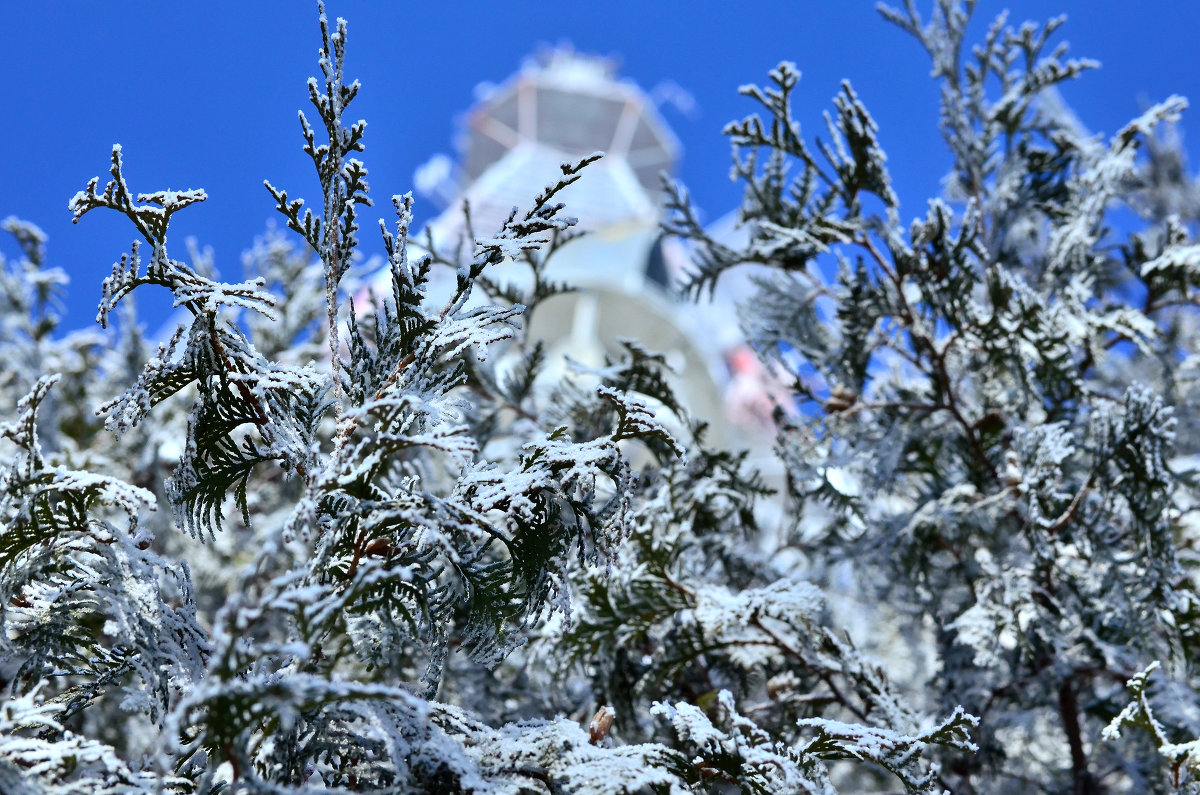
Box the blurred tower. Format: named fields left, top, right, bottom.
left=459, top=50, right=677, bottom=241
left=408, top=50, right=732, bottom=441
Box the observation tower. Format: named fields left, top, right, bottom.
left=387, top=50, right=771, bottom=445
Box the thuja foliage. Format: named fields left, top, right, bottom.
left=667, top=1, right=1200, bottom=792
left=2, top=2, right=1199, bottom=793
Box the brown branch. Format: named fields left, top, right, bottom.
left=1058, top=677, right=1098, bottom=794
left=749, top=614, right=869, bottom=723
left=859, top=233, right=998, bottom=483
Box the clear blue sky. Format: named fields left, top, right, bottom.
left=5, top=2, right=1200, bottom=333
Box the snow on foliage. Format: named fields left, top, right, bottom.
left=664, top=1, right=1200, bottom=790
left=4, top=1, right=1200, bottom=792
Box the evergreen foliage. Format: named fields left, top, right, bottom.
left=666, top=2, right=1200, bottom=791
left=3, top=2, right=1200, bottom=792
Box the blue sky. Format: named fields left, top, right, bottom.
left=6, top=2, right=1200, bottom=333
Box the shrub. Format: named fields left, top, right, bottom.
left=3, top=2, right=1199, bottom=792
